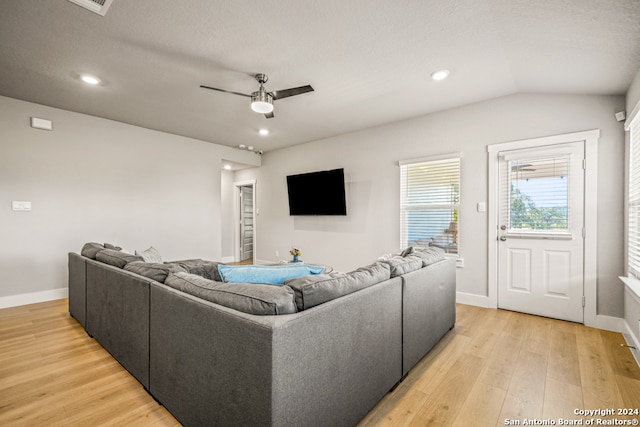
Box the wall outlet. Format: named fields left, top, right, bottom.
left=456, top=258, right=464, bottom=268
left=275, top=250, right=279, bottom=257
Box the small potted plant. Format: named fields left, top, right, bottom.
left=290, top=247, right=302, bottom=263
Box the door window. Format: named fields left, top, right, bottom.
left=500, top=151, right=574, bottom=238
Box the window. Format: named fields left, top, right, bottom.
left=400, top=155, right=460, bottom=254
left=628, top=112, right=640, bottom=278
left=501, top=152, right=572, bottom=235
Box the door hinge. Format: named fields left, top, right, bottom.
left=582, top=296, right=586, bottom=307
left=582, top=228, right=586, bottom=239
left=582, top=159, right=586, bottom=170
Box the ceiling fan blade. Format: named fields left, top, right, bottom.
left=265, top=111, right=274, bottom=119
left=200, top=85, right=251, bottom=98
left=271, top=85, right=314, bottom=100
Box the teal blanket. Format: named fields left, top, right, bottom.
left=217, top=263, right=325, bottom=285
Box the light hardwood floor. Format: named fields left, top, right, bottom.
left=1, top=300, right=638, bottom=426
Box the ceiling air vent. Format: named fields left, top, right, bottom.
left=66, top=0, right=114, bottom=16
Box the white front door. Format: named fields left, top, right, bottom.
left=497, top=142, right=585, bottom=322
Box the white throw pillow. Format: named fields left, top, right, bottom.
left=135, top=246, right=162, bottom=263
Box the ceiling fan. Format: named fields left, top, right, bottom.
left=200, top=74, right=314, bottom=119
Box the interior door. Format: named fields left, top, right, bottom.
left=240, top=185, right=254, bottom=262
left=497, top=142, right=585, bottom=322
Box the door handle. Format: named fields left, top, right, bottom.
left=499, top=236, right=507, bottom=241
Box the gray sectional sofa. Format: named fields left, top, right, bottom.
left=68, top=243, right=456, bottom=427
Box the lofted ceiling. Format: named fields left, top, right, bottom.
left=1, top=0, right=639, bottom=153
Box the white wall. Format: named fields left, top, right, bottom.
left=236, top=93, right=626, bottom=318
left=0, top=95, right=259, bottom=302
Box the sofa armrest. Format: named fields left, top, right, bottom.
left=86, top=260, right=152, bottom=389
left=68, top=252, right=87, bottom=328
left=401, top=258, right=456, bottom=376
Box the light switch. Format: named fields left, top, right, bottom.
left=477, top=202, right=486, bottom=212
left=12, top=201, right=32, bottom=211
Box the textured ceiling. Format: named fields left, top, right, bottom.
left=0, top=0, right=639, bottom=153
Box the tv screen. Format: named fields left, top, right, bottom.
left=286, top=168, right=347, bottom=216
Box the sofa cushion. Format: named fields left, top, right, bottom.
left=217, top=264, right=325, bottom=285
left=96, top=249, right=144, bottom=268
left=400, top=246, right=415, bottom=257
left=411, top=246, right=446, bottom=267
left=164, top=272, right=297, bottom=315
left=284, top=262, right=391, bottom=311
left=124, top=261, right=187, bottom=283
left=135, top=246, right=162, bottom=263
left=173, top=259, right=225, bottom=282
left=381, top=255, right=423, bottom=277
left=81, top=242, right=105, bottom=259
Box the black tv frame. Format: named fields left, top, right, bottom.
left=286, top=168, right=347, bottom=216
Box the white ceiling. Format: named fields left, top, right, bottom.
left=1, top=0, right=639, bottom=153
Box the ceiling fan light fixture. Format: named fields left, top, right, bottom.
left=251, top=91, right=274, bottom=114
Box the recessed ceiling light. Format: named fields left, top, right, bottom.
left=430, top=70, right=450, bottom=81
left=80, top=74, right=101, bottom=85
left=258, top=129, right=269, bottom=136
left=223, top=164, right=232, bottom=170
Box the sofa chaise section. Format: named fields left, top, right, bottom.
left=149, top=276, right=403, bottom=427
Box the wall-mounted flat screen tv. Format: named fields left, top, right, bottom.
left=286, top=168, right=347, bottom=215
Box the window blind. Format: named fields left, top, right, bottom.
left=502, top=154, right=571, bottom=232
left=400, top=156, right=460, bottom=254
left=629, top=113, right=640, bottom=278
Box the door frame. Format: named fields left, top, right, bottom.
left=487, top=129, right=599, bottom=326
left=233, top=179, right=257, bottom=263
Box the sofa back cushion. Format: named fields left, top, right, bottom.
left=81, top=242, right=105, bottom=259
left=96, top=249, right=144, bottom=268
left=381, top=255, right=423, bottom=277
left=411, top=247, right=446, bottom=267
left=284, top=262, right=391, bottom=311
left=217, top=264, right=324, bottom=285
left=124, top=261, right=187, bottom=283
left=173, top=259, right=225, bottom=282
left=164, top=272, right=297, bottom=315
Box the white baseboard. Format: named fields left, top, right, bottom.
left=0, top=288, right=68, bottom=309
left=220, top=256, right=235, bottom=263
left=456, top=292, right=492, bottom=308
left=623, top=321, right=640, bottom=368
left=594, top=314, right=625, bottom=332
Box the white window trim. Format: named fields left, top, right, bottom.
left=622, top=104, right=640, bottom=300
